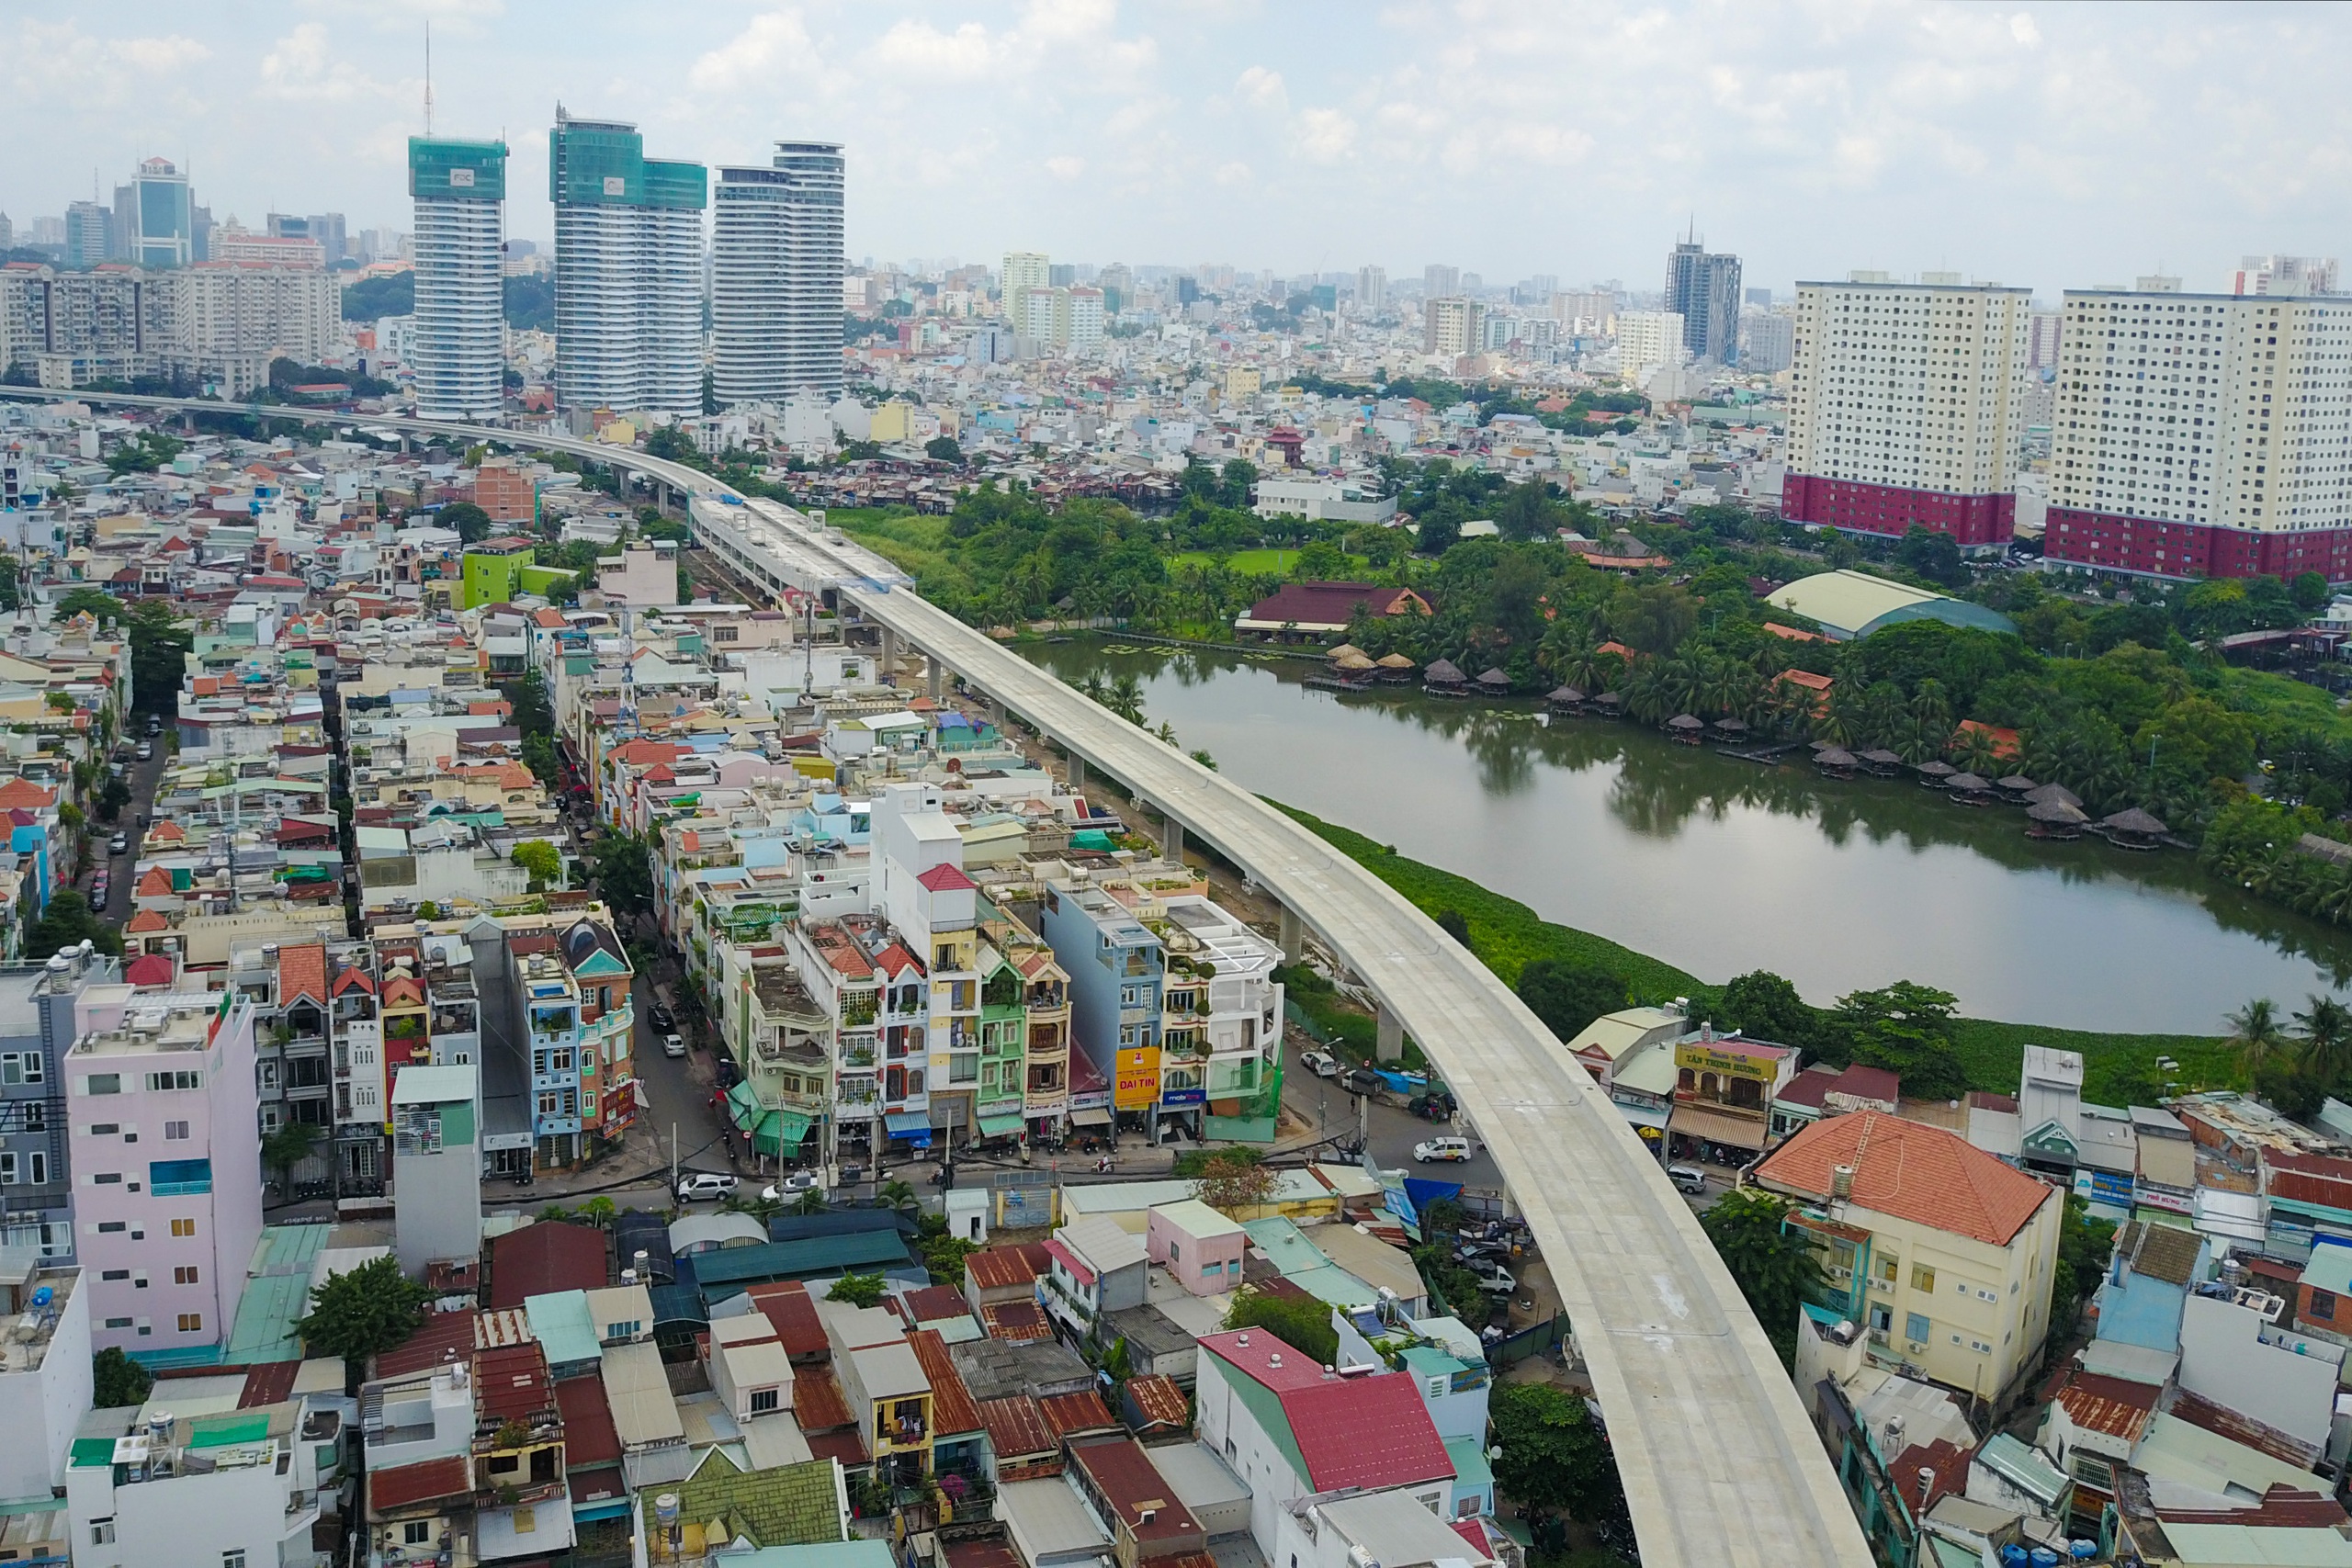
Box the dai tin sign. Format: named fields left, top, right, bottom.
left=1114, top=1047, right=1160, bottom=1111
left=1675, top=1043, right=1778, bottom=1082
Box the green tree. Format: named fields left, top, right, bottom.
left=1488, top=1381, right=1623, bottom=1532
left=1830, top=981, right=1968, bottom=1100
left=1516, top=957, right=1631, bottom=1042
left=1493, top=479, right=1566, bottom=543
left=50, top=586, right=119, bottom=624
left=924, top=435, right=965, bottom=464
left=511, top=839, right=562, bottom=892
left=125, top=600, right=195, bottom=715
left=1220, top=1287, right=1339, bottom=1364
left=1191, top=1147, right=1278, bottom=1214
left=1895, top=524, right=1968, bottom=588
left=93, top=1346, right=153, bottom=1408
left=27, top=891, right=120, bottom=960
left=2298, top=995, right=2352, bottom=1085
left=1699, top=1189, right=1824, bottom=1364
left=294, top=1255, right=434, bottom=1362
left=1608, top=581, right=1701, bottom=656
left=262, top=1121, right=320, bottom=1190
left=828, top=1271, right=888, bottom=1308
left=577, top=1195, right=618, bottom=1229
left=1435, top=908, right=1472, bottom=946
left=2049, top=1193, right=2118, bottom=1336
left=438, top=501, right=493, bottom=544
left=1707, top=971, right=1820, bottom=1051
left=2226, top=998, right=2289, bottom=1076
left=582, top=831, right=654, bottom=913
left=877, top=1179, right=918, bottom=1212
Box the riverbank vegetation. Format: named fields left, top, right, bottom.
left=1274, top=803, right=2228, bottom=1104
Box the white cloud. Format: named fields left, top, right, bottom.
left=688, top=9, right=820, bottom=94
left=260, top=22, right=397, bottom=102
left=1294, top=107, right=1356, bottom=164
left=1235, top=65, right=1286, bottom=109
left=2010, top=12, right=2041, bottom=48
left=1045, top=154, right=1086, bottom=180
left=869, top=19, right=997, bottom=81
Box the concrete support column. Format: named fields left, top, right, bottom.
left=1067, top=753, right=1087, bottom=791
left=879, top=626, right=898, bottom=685
left=1375, top=1003, right=1405, bottom=1063
left=928, top=657, right=944, bottom=704
left=1278, top=907, right=1305, bottom=964
left=1161, top=814, right=1185, bottom=864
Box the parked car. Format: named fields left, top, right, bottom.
left=760, top=1172, right=821, bottom=1201
left=661, top=1032, right=685, bottom=1059
left=674, top=1172, right=739, bottom=1203
left=108, top=833, right=129, bottom=855
left=1668, top=1165, right=1710, bottom=1196
left=1340, top=1066, right=1385, bottom=1099
left=133, top=741, right=153, bottom=761
left=1407, top=1089, right=1456, bottom=1122
left=1413, top=1136, right=1472, bottom=1164
left=1461, top=1258, right=1518, bottom=1295
left=144, top=716, right=162, bottom=736
left=1300, top=1049, right=1339, bottom=1078
left=648, top=1002, right=677, bottom=1032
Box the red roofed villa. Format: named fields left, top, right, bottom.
left=1234, top=581, right=1433, bottom=641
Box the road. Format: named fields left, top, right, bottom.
left=92, top=728, right=169, bottom=923
left=1, top=387, right=1871, bottom=1568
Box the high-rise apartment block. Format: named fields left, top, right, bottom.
left=409, top=136, right=508, bottom=421
left=172, top=263, right=341, bottom=391
left=2233, top=254, right=2339, bottom=298
left=1001, top=251, right=1050, bottom=338
left=1425, top=297, right=1484, bottom=360
left=1423, top=264, right=1459, bottom=299
left=1665, top=238, right=1743, bottom=364
left=2028, top=310, right=2064, bottom=369
left=1782, top=276, right=2033, bottom=547
left=62, top=203, right=108, bottom=270
left=64, top=986, right=264, bottom=1357
left=1355, top=265, right=1387, bottom=312
left=2045, top=288, right=2352, bottom=579
left=1613, top=310, right=1686, bottom=382
left=713, top=140, right=845, bottom=405
left=1741, top=308, right=1795, bottom=374
left=549, top=108, right=707, bottom=415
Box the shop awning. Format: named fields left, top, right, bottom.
left=771, top=1110, right=812, bottom=1147
left=724, top=1081, right=763, bottom=1132
left=884, top=1111, right=933, bottom=1145
left=1068, top=1106, right=1112, bottom=1128
left=978, top=1112, right=1025, bottom=1137
left=1668, top=1103, right=1770, bottom=1152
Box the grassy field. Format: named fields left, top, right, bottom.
left=829, top=511, right=955, bottom=577
left=1169, top=548, right=1370, bottom=576
left=1274, top=803, right=2233, bottom=1105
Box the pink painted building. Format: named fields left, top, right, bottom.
left=1147, top=1198, right=1247, bottom=1296
left=64, top=985, right=263, bottom=1357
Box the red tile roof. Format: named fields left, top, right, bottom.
left=488, top=1223, right=606, bottom=1307
left=474, top=1342, right=555, bottom=1422
left=909, top=1328, right=983, bottom=1438
left=1038, top=1389, right=1120, bottom=1442
left=1775, top=1065, right=1839, bottom=1111
left=745, top=1280, right=829, bottom=1359
left=124, top=953, right=175, bottom=988
left=1891, top=1437, right=1972, bottom=1521
left=915, top=862, right=977, bottom=893
left=978, top=1394, right=1057, bottom=1460
left=1198, top=1329, right=1327, bottom=1393
left=1241, top=581, right=1430, bottom=628
left=901, top=1285, right=974, bottom=1325
left=369, top=1454, right=474, bottom=1513
left=1752, top=1110, right=2054, bottom=1247
left=2050, top=1369, right=2160, bottom=1442
left=554, top=1375, right=624, bottom=1467
left=793, top=1368, right=856, bottom=1433
left=965, top=1245, right=1042, bottom=1293
left=1122, top=1372, right=1190, bottom=1434
left=374, top=1311, right=481, bottom=1379
left=277, top=941, right=327, bottom=1007
left=1281, top=1370, right=1455, bottom=1493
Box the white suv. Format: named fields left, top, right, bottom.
left=675, top=1172, right=739, bottom=1203
left=1413, top=1136, right=1472, bottom=1163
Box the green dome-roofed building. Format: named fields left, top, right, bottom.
left=1766, top=569, right=2017, bottom=641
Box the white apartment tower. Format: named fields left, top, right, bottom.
left=408, top=137, right=508, bottom=420
left=712, top=141, right=846, bottom=405
left=1782, top=276, right=2033, bottom=548
left=1001, top=251, right=1049, bottom=339
left=550, top=108, right=707, bottom=415
left=2046, top=288, right=2352, bottom=580
left=1355, top=265, right=1387, bottom=312
left=1426, top=297, right=1484, bottom=361
left=1613, top=310, right=1686, bottom=383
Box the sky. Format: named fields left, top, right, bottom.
left=6, top=1, right=2350, bottom=300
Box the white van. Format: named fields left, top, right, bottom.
left=1668, top=1165, right=1709, bottom=1195
left=1414, top=1136, right=1473, bottom=1164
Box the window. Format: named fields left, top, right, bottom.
left=170, top=1218, right=197, bottom=1237
left=90, top=1519, right=115, bottom=1545
left=85, top=1074, right=120, bottom=1095
left=92, top=1171, right=121, bottom=1185
left=20, top=1101, right=43, bottom=1133
left=2314, top=1289, right=2338, bottom=1322
left=145, top=1070, right=200, bottom=1092
left=0, top=1052, right=40, bottom=1084
left=104, top=1316, right=132, bottom=1329
left=223, top=1552, right=246, bottom=1568
left=88, top=1122, right=118, bottom=1136
left=102, top=1269, right=129, bottom=1281
left=164, top=1120, right=189, bottom=1141
left=175, top=1266, right=199, bottom=1285
left=750, top=1387, right=780, bottom=1414
left=177, top=1313, right=204, bottom=1333
left=96, top=1220, right=126, bottom=1235
left=0, top=1152, right=35, bottom=1184
left=1910, top=1263, right=1936, bottom=1293
left=402, top=1523, right=430, bottom=1547
left=1905, top=1313, right=1931, bottom=1343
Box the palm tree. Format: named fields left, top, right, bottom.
left=2226, top=998, right=2288, bottom=1075
left=2297, top=995, right=2352, bottom=1085
left=1950, top=728, right=2003, bottom=776
left=1106, top=672, right=1147, bottom=726
left=1077, top=671, right=1109, bottom=705
left=877, top=1179, right=919, bottom=1213
left=788, top=1189, right=828, bottom=1216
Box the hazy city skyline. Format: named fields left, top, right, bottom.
left=5, top=2, right=2347, bottom=297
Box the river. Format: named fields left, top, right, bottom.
left=1016, top=638, right=2352, bottom=1035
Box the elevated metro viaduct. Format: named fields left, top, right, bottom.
left=1, top=387, right=1872, bottom=1567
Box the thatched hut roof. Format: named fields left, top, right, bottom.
left=1917, top=759, right=1958, bottom=778
left=1947, top=773, right=1991, bottom=793
left=1376, top=652, right=1417, bottom=670
left=1996, top=774, right=2039, bottom=794
left=2028, top=797, right=2089, bottom=825
left=2102, top=807, right=2169, bottom=837
left=1594, top=690, right=1625, bottom=706
left=1547, top=686, right=1585, bottom=705
left=1666, top=713, right=1703, bottom=731
left=2024, top=783, right=2083, bottom=809
left=1860, top=749, right=1902, bottom=765
left=1334, top=652, right=1376, bottom=671
left=1713, top=716, right=1749, bottom=733
left=1476, top=668, right=1512, bottom=688
left=1815, top=747, right=1859, bottom=768
left=1423, top=658, right=1466, bottom=684
left=1327, top=643, right=1366, bottom=661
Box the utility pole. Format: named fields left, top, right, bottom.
left=670, top=1120, right=678, bottom=1196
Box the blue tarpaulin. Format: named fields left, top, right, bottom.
left=1403, top=1177, right=1464, bottom=1213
